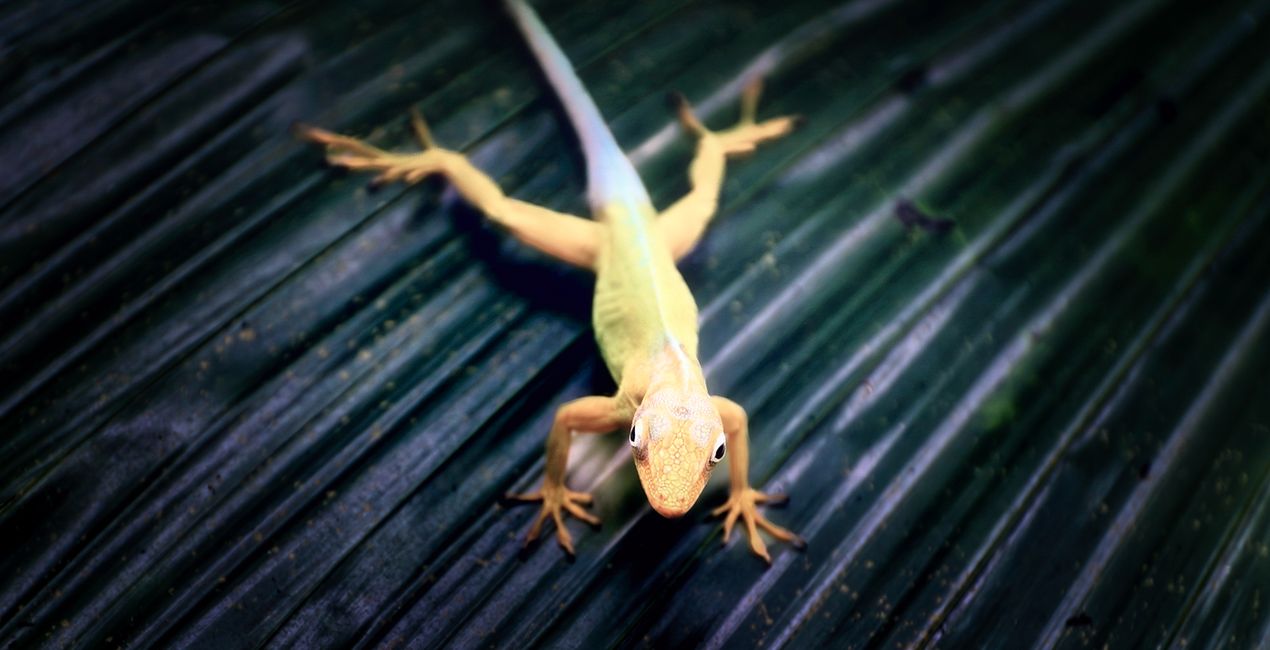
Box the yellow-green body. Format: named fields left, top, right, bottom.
left=302, top=0, right=803, bottom=562
left=593, top=200, right=699, bottom=384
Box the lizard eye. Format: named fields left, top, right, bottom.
left=711, top=435, right=726, bottom=463
left=629, top=420, right=643, bottom=447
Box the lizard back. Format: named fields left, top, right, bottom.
left=591, top=198, right=700, bottom=384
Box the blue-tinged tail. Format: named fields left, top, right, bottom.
left=503, top=0, right=651, bottom=208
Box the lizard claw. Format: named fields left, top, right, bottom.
left=505, top=484, right=600, bottom=555
left=712, top=487, right=804, bottom=563
left=297, top=112, right=448, bottom=186
left=670, top=79, right=801, bottom=156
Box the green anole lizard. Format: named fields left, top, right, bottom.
left=300, top=0, right=802, bottom=562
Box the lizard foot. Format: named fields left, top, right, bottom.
left=296, top=108, right=454, bottom=185
left=712, top=487, right=804, bottom=564
left=504, top=484, right=600, bottom=555
left=671, top=78, right=802, bottom=156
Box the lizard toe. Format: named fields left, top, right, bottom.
left=714, top=487, right=801, bottom=562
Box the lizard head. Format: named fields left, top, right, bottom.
left=628, top=381, right=726, bottom=518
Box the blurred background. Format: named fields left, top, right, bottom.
left=1, top=0, right=1268, bottom=647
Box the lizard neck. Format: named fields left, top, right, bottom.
left=644, top=339, right=707, bottom=397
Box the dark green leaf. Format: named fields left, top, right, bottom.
left=2, top=0, right=1268, bottom=647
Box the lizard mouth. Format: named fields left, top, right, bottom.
left=635, top=459, right=709, bottom=519
left=650, top=499, right=693, bottom=519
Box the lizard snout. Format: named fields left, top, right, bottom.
left=650, top=500, right=692, bottom=519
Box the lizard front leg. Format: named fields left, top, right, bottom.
left=299, top=110, right=603, bottom=269
left=657, top=80, right=801, bottom=261
left=505, top=395, right=632, bottom=554
left=710, top=396, right=804, bottom=563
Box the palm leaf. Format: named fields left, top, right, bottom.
left=2, top=0, right=1268, bottom=647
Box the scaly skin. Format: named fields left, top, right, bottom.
left=300, top=0, right=803, bottom=563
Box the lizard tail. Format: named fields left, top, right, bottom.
left=503, top=0, right=650, bottom=209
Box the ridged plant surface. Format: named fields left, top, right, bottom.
left=1, top=0, right=1268, bottom=648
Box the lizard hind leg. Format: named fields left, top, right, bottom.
left=672, top=78, right=802, bottom=156
left=656, top=80, right=801, bottom=261
left=296, top=109, right=448, bottom=186
left=299, top=109, right=604, bottom=269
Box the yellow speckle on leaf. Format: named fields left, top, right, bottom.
left=979, top=396, right=1016, bottom=429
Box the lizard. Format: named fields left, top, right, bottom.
left=299, top=0, right=803, bottom=562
